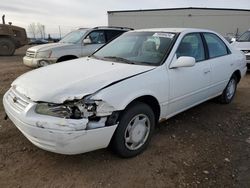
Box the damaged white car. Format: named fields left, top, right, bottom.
left=3, top=28, right=247, bottom=157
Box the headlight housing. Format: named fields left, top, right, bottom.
left=36, top=50, right=52, bottom=58
left=35, top=103, right=81, bottom=119
left=35, top=97, right=98, bottom=119
left=35, top=96, right=115, bottom=119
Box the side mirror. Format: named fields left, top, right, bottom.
left=170, top=56, right=196, bottom=69
left=231, top=37, right=236, bottom=43
left=83, top=38, right=92, bottom=45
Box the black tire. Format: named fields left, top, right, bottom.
left=111, top=102, right=155, bottom=158
left=0, top=38, right=15, bottom=56
left=219, top=75, right=238, bottom=104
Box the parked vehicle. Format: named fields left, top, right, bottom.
left=23, top=26, right=132, bottom=67
left=231, top=29, right=250, bottom=69
left=4, top=28, right=247, bottom=157
left=0, top=15, right=28, bottom=56
left=28, top=39, right=49, bottom=45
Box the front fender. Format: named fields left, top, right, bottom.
left=95, top=89, right=158, bottom=112
left=91, top=67, right=168, bottom=113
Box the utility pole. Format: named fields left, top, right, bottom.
left=58, top=26, right=62, bottom=39
left=42, top=25, right=45, bottom=39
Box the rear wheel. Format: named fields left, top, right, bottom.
left=0, top=38, right=15, bottom=56
left=219, top=75, right=238, bottom=104
left=111, top=102, right=155, bottom=158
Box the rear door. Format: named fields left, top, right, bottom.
left=202, top=32, right=234, bottom=96
left=167, top=33, right=212, bottom=116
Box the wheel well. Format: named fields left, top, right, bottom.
left=233, top=70, right=241, bottom=83
left=57, top=55, right=78, bottom=62
left=126, top=95, right=161, bottom=124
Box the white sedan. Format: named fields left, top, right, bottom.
left=231, top=29, right=250, bottom=69
left=3, top=28, right=247, bottom=157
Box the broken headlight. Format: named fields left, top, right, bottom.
left=35, top=98, right=97, bottom=119
left=35, top=103, right=82, bottom=119
left=35, top=95, right=114, bottom=119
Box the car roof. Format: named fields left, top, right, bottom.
left=78, top=26, right=132, bottom=31
left=133, top=28, right=216, bottom=33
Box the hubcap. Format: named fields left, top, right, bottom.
left=124, top=114, right=150, bottom=150
left=39, top=61, right=49, bottom=67
left=226, top=79, right=236, bottom=100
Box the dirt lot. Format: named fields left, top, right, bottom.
left=0, top=46, right=249, bottom=188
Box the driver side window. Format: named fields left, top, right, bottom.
left=176, top=33, right=205, bottom=62
left=86, top=31, right=105, bottom=44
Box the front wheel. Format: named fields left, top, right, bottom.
left=111, top=102, right=155, bottom=158
left=0, top=38, right=15, bottom=56
left=219, top=75, right=238, bottom=104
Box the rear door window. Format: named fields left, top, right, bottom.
left=105, top=30, right=125, bottom=42
left=203, top=33, right=229, bottom=58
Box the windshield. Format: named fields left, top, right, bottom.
left=237, top=31, right=250, bottom=42
left=93, top=31, right=176, bottom=66
left=60, top=29, right=87, bottom=44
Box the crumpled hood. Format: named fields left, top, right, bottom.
left=28, top=42, right=74, bottom=52
left=12, top=57, right=155, bottom=103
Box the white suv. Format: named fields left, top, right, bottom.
left=4, top=28, right=247, bottom=157
left=23, top=27, right=131, bottom=67
left=231, top=29, right=250, bottom=69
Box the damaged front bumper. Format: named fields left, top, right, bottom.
left=3, top=89, right=117, bottom=155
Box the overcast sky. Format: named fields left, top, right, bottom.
left=1, top=0, right=250, bottom=37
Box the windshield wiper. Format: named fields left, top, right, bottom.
left=104, top=56, right=135, bottom=64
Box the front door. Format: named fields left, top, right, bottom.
left=81, top=30, right=106, bottom=57
left=167, top=33, right=212, bottom=117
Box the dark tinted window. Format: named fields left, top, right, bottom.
left=176, top=33, right=205, bottom=62
left=204, top=33, right=229, bottom=58
left=13, top=30, right=22, bottom=37
left=106, top=30, right=125, bottom=41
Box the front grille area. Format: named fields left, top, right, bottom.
left=26, top=50, right=36, bottom=58
left=241, top=50, right=250, bottom=54
left=6, top=88, right=30, bottom=113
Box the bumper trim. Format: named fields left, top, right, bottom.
left=3, top=93, right=118, bottom=155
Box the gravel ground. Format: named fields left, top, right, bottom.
left=0, top=46, right=249, bottom=188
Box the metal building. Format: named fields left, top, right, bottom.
left=108, top=7, right=250, bottom=38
